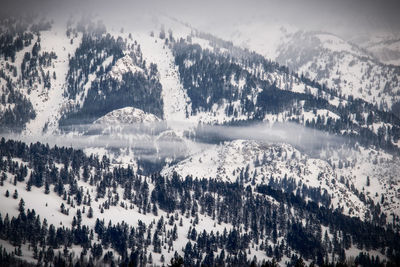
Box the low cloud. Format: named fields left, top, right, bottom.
left=2, top=121, right=344, bottom=164
left=193, top=121, right=344, bottom=155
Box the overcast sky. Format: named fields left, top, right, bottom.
left=167, top=0, right=400, bottom=37
left=1, top=0, right=400, bottom=37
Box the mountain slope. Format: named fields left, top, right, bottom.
left=1, top=138, right=399, bottom=266
left=214, top=21, right=400, bottom=111
left=1, top=13, right=400, bottom=267
left=162, top=139, right=400, bottom=223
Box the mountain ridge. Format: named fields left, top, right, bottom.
left=1, top=13, right=400, bottom=267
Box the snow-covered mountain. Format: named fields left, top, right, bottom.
left=162, top=139, right=400, bottom=222
left=351, top=32, right=400, bottom=66
left=215, top=21, right=400, bottom=111
left=275, top=31, right=400, bottom=111
left=0, top=138, right=397, bottom=266
left=1, top=12, right=400, bottom=267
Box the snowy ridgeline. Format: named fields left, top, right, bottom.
left=0, top=139, right=399, bottom=266
left=216, top=22, right=400, bottom=110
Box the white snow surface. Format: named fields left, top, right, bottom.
left=23, top=22, right=82, bottom=136
left=136, top=32, right=192, bottom=128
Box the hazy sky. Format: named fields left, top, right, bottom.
left=167, top=0, right=400, bottom=37
left=1, top=0, right=399, bottom=37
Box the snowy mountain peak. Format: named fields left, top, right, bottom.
left=93, top=107, right=161, bottom=125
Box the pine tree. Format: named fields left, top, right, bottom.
left=88, top=207, right=93, bottom=218
left=18, top=198, right=25, bottom=213
left=26, top=178, right=32, bottom=191
left=45, top=181, right=50, bottom=194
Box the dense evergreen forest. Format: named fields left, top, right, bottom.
left=59, top=22, right=164, bottom=126
left=0, top=138, right=399, bottom=266
left=0, top=70, right=35, bottom=132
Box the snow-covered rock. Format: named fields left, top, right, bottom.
left=109, top=54, right=145, bottom=81
left=93, top=107, right=161, bottom=125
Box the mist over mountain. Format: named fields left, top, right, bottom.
left=0, top=1, right=400, bottom=266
